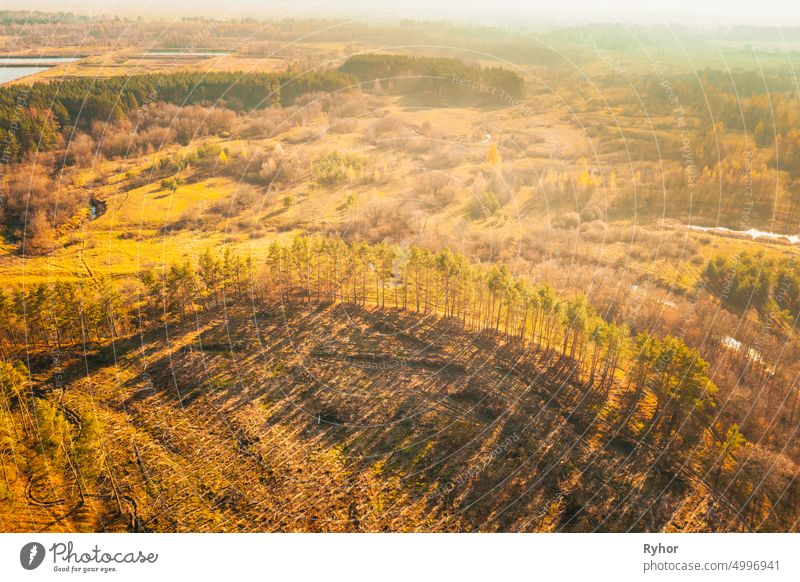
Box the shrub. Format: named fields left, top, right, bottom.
left=311, top=151, right=366, bottom=187
left=470, top=190, right=501, bottom=219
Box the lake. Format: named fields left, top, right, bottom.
left=0, top=56, right=80, bottom=65
left=0, top=66, right=49, bottom=84
left=0, top=56, right=81, bottom=84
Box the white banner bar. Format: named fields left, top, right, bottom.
left=1, top=533, right=797, bottom=581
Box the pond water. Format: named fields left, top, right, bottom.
left=0, top=56, right=80, bottom=65
left=0, top=56, right=81, bottom=84
left=0, top=66, right=49, bottom=84
left=688, top=224, right=800, bottom=245
left=722, top=335, right=765, bottom=364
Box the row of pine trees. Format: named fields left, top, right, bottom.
left=1, top=235, right=722, bottom=450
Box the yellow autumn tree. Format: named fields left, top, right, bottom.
left=486, top=143, right=501, bottom=166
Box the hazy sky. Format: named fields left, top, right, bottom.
left=6, top=0, right=800, bottom=27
